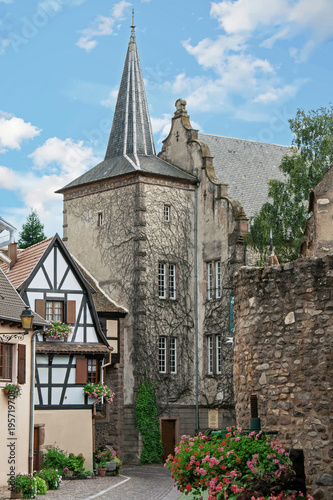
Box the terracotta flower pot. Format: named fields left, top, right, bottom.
left=98, top=467, right=107, bottom=477
left=10, top=490, right=23, bottom=499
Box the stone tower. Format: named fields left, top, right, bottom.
left=58, top=23, right=248, bottom=462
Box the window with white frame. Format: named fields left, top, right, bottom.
left=207, top=260, right=222, bottom=300
left=170, top=338, right=177, bottom=374
left=159, top=337, right=177, bottom=374
left=208, top=335, right=213, bottom=374
left=207, top=334, right=222, bottom=375
left=159, top=262, right=176, bottom=299
left=216, top=335, right=222, bottom=374
left=164, top=205, right=170, bottom=222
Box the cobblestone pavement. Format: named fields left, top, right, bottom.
left=0, top=465, right=181, bottom=500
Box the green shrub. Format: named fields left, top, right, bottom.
left=8, top=474, right=37, bottom=499
left=42, top=446, right=67, bottom=474
left=135, top=379, right=163, bottom=464
left=35, top=469, right=61, bottom=490
left=41, top=446, right=85, bottom=475
left=66, top=453, right=85, bottom=474
left=35, top=476, right=47, bottom=495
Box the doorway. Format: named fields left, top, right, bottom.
left=161, top=419, right=177, bottom=462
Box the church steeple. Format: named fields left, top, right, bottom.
left=104, top=11, right=156, bottom=168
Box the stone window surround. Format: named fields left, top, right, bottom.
left=205, top=259, right=222, bottom=301
left=158, top=262, right=177, bottom=300
left=158, top=336, right=178, bottom=374
left=207, top=334, right=222, bottom=375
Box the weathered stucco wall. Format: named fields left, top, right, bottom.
left=234, top=256, right=333, bottom=498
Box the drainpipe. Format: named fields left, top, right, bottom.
left=29, top=329, right=45, bottom=474
left=194, top=182, right=199, bottom=432
left=92, top=347, right=113, bottom=453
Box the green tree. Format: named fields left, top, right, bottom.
left=18, top=210, right=46, bottom=249
left=135, top=379, right=164, bottom=464
left=246, top=105, right=333, bottom=264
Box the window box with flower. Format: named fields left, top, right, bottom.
left=43, top=322, right=73, bottom=341
left=3, top=383, right=22, bottom=399
left=83, top=382, right=115, bottom=404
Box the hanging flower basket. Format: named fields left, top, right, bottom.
left=3, top=383, right=22, bottom=399
left=43, top=322, right=73, bottom=340
left=84, top=382, right=115, bottom=404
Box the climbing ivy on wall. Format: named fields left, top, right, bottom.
left=135, top=379, right=163, bottom=464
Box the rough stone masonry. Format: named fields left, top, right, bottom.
left=233, top=255, right=333, bottom=500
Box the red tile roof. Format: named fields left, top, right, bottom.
left=0, top=238, right=52, bottom=289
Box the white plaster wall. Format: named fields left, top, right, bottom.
left=0, top=328, right=33, bottom=486
left=34, top=409, right=94, bottom=471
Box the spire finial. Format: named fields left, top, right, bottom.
left=130, top=8, right=136, bottom=42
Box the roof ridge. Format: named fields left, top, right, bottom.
left=199, top=132, right=290, bottom=148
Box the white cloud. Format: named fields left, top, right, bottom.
left=101, top=88, right=118, bottom=108
left=76, top=1, right=131, bottom=52
left=0, top=39, right=10, bottom=56
left=29, top=137, right=99, bottom=178
left=0, top=0, right=13, bottom=3
left=210, top=0, right=333, bottom=59
left=0, top=112, right=41, bottom=152
left=0, top=137, right=100, bottom=236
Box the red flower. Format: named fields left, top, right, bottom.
left=186, top=484, right=192, bottom=492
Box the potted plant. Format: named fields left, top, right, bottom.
left=83, top=382, right=115, bottom=404
left=43, top=321, right=73, bottom=340
left=3, top=383, right=22, bottom=399
left=97, top=457, right=107, bottom=477
left=8, top=474, right=37, bottom=499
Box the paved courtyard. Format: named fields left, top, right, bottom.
left=0, top=465, right=181, bottom=500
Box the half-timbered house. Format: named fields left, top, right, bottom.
left=1, top=234, right=112, bottom=471
left=0, top=269, right=48, bottom=486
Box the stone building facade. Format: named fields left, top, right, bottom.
left=58, top=27, right=249, bottom=462
left=301, top=164, right=333, bottom=258
left=233, top=257, right=333, bottom=498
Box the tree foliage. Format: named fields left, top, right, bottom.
left=135, top=379, right=164, bottom=464
left=18, top=210, right=46, bottom=249
left=246, top=105, right=333, bottom=264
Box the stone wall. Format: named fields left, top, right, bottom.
left=234, top=256, right=333, bottom=499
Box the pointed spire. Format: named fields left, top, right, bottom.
left=104, top=13, right=156, bottom=167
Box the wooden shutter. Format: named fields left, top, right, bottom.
left=66, top=301, right=76, bottom=324
left=17, top=344, right=26, bottom=384
left=76, top=358, right=87, bottom=384
left=35, top=299, right=45, bottom=318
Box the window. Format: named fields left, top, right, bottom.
left=159, top=337, right=177, bottom=374
left=159, top=263, right=176, bottom=299
left=207, top=260, right=222, bottom=300
left=164, top=205, right=170, bottom=222
left=170, top=338, right=177, bottom=374
left=45, top=301, right=63, bottom=322
left=97, top=212, right=103, bottom=226
left=0, top=344, right=12, bottom=380
left=207, top=335, right=222, bottom=375
left=159, top=337, right=166, bottom=373
left=87, top=359, right=99, bottom=383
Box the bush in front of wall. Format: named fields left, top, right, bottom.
left=35, top=476, right=47, bottom=495
left=41, top=445, right=85, bottom=476
left=8, top=474, right=37, bottom=499
left=35, top=469, right=61, bottom=490
left=135, top=379, right=164, bottom=464
left=42, top=445, right=67, bottom=474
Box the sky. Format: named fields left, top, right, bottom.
left=0, top=0, right=332, bottom=239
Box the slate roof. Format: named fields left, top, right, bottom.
left=0, top=268, right=48, bottom=326
left=36, top=342, right=111, bottom=355
left=57, top=26, right=196, bottom=194
left=199, top=133, right=290, bottom=219
left=73, top=258, right=128, bottom=315
left=0, top=238, right=52, bottom=289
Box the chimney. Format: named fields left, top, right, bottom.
left=8, top=242, right=17, bottom=269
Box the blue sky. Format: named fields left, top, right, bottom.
left=0, top=0, right=332, bottom=238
